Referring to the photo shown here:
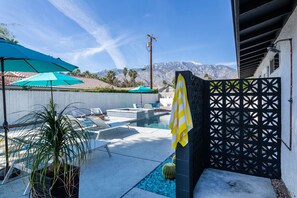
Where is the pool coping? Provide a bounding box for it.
[129,111,170,123]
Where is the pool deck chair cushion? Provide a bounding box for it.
[87,116,130,139]
[133,103,142,108]
[90,107,103,115]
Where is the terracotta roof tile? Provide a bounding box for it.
[0,72,115,89]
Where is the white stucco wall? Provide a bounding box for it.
[160,97,173,107]
[253,7,297,197]
[0,90,159,124]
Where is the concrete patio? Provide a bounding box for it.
[194,169,276,198]
[0,124,173,198]
[0,115,279,198]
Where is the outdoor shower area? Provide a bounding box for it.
[175,71,281,197]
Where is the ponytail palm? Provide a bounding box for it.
[12,100,90,196]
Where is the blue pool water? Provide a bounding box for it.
[137,157,176,197]
[131,114,171,129]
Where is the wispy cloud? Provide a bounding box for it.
[48,0,127,69]
[9,17,91,58]
[68,33,142,63]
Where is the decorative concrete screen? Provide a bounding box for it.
[207,78,281,178]
[175,71,209,198]
[175,71,281,198]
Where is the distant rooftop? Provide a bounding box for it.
[0,72,114,90]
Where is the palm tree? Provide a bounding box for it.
[89,73,98,79]
[0,23,18,43]
[128,69,138,86]
[123,67,128,80]
[76,69,81,76]
[128,69,133,86]
[82,70,91,78]
[106,70,116,85]
[132,70,137,79]
[122,67,128,87]
[69,69,81,76]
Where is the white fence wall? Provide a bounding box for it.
[160,98,173,107]
[0,90,159,124]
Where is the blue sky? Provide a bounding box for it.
[0,0,236,72]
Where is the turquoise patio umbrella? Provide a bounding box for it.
[0,38,78,171]
[11,72,83,102]
[128,86,154,106]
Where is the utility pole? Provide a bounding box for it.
[147,34,156,89]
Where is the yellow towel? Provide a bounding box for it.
[169,74,193,149]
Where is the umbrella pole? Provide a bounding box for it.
[1,58,9,171]
[141,94,142,107]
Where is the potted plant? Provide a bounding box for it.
[12,100,90,197]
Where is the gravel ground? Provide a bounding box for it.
[137,157,176,198]
[271,179,291,198]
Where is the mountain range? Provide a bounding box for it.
[97,61,238,87]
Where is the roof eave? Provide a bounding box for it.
[231,0,241,78]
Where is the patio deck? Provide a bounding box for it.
[0,122,173,198]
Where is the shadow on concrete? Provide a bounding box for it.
[89,127,139,140]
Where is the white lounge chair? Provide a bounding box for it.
[133,103,142,108]
[143,103,154,109]
[90,107,103,115]
[71,110,86,118]
[86,116,130,139]
[19,139,111,195]
[0,133,33,184]
[66,115,130,139]
[90,108,110,121]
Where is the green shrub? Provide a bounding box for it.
[72,87,158,93]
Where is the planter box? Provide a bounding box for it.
[31,165,80,198]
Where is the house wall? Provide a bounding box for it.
[0,90,159,124]
[253,7,297,197]
[160,97,173,108]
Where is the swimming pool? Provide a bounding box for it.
[131,114,171,129]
